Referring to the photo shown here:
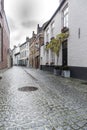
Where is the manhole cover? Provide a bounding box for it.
[18,86,38,92]
[0,76,2,80]
[81,82,87,85]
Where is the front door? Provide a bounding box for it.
[62,40,67,66]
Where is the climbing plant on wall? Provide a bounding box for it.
[46,32,69,55]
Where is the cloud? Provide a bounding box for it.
[7,16,18,32]
[4,0,59,49]
[21,20,38,28]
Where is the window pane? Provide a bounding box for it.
[63,6,68,27]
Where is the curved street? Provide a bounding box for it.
[0,66,87,130]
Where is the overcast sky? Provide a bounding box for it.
[4,0,59,49]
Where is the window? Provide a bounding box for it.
[63,6,68,27]
[46,28,49,42]
[51,21,54,38]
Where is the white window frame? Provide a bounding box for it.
[63,5,68,27]
[51,21,54,38]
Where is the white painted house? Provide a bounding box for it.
[12,45,20,66]
[40,0,87,80]
[20,37,30,67]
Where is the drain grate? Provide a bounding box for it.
[18,86,38,92]
[0,76,2,80]
[81,82,87,85]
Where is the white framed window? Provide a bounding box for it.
[51,21,54,38]
[63,5,68,27]
[46,28,49,42]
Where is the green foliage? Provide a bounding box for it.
[46,32,69,55]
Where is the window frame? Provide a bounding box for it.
[51,21,55,38]
[62,5,69,27]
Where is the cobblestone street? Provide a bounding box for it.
[0,66,87,130]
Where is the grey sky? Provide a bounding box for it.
[4,0,59,49]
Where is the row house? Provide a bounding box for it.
[40,0,87,80]
[12,45,20,66]
[0,0,10,69]
[34,24,44,69]
[20,37,29,67]
[29,31,37,68]
[29,24,46,69]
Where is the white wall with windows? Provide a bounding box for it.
[12,46,20,66]
[43,1,68,66]
[20,41,29,66]
[68,0,87,67]
[42,0,87,68]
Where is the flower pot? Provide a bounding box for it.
[54,69,61,76]
[61,70,70,78]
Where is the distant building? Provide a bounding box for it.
[29,31,37,68]
[34,24,44,69]
[20,37,29,66]
[29,23,46,69]
[0,0,10,69]
[12,45,20,66]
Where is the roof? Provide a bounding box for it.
[20,41,27,47]
[43,0,66,30]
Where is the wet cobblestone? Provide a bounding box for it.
[0,66,87,129]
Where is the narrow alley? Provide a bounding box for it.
[0,66,87,130]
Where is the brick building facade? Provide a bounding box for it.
[29,31,37,68]
[29,24,45,69]
[0,0,10,69]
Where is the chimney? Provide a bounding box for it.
[37,24,39,34]
[26,37,29,42]
[32,31,35,37]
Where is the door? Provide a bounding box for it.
[62,40,67,66]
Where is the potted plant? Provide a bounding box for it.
[54,66,62,76]
[61,66,70,78]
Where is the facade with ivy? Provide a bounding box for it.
[40,0,87,80]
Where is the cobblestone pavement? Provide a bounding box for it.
[0,66,87,130]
